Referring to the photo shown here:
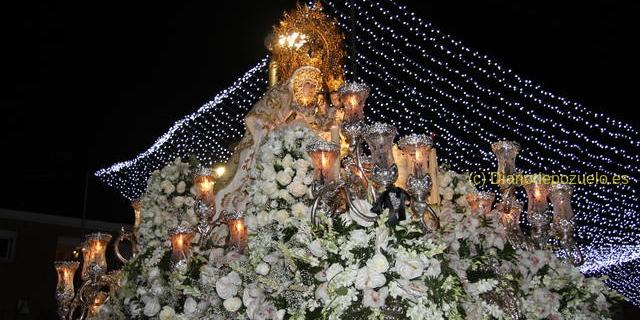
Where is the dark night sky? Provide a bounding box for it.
[2,1,638,224]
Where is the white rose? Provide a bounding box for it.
[255,262,270,276]
[223,297,242,312]
[362,287,389,308]
[143,297,160,317]
[325,263,344,281]
[276,170,292,186]
[158,306,175,320]
[176,181,186,194]
[172,196,185,208]
[183,297,198,315]
[395,257,424,280]
[216,273,239,299]
[308,239,326,258]
[367,253,389,274]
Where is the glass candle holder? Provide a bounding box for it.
[194,165,215,201]
[225,211,248,253]
[54,261,79,319]
[364,122,398,169]
[306,140,340,184]
[54,261,79,297]
[491,141,520,185]
[81,233,112,280]
[524,178,551,246]
[131,199,142,231]
[466,191,478,210]
[169,226,194,267]
[87,291,108,318]
[476,191,496,215]
[499,201,523,233]
[338,82,370,123]
[549,184,582,265]
[398,133,433,177]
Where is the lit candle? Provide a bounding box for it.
[81,233,112,280]
[306,140,340,184]
[225,211,248,253]
[524,178,551,247]
[169,226,194,267]
[87,291,108,318]
[476,191,496,216]
[338,82,370,123]
[54,261,79,296]
[131,199,142,231]
[398,134,432,177]
[54,261,79,319]
[194,165,215,202]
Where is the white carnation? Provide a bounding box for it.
[367,253,390,274]
[161,180,175,194]
[291,202,308,219]
[276,170,292,186]
[223,297,242,312]
[172,196,185,208]
[255,262,270,276]
[158,306,175,320]
[176,181,186,194]
[287,180,308,198]
[274,209,289,224]
[443,187,454,201]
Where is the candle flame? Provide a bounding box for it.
[321,152,328,168]
[534,186,542,199]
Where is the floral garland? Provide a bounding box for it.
[100,125,615,320]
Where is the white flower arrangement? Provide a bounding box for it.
[100,125,616,320]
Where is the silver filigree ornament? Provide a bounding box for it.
[397,133,433,150]
[406,174,440,232]
[196,200,216,245]
[338,82,370,95]
[195,165,213,177]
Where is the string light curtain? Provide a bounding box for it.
[95,0,639,304]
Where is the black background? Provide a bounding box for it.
[2,0,638,225]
